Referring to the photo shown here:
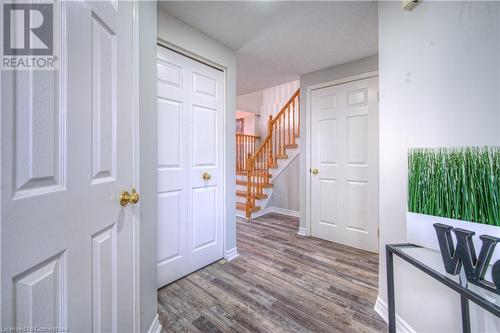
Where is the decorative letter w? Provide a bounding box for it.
[434,223,500,294]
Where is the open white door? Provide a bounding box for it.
[157,46,224,287]
[310,77,379,253]
[1,1,136,330]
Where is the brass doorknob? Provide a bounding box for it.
[311,168,319,175]
[202,172,211,181]
[120,188,140,206]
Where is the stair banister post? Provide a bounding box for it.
[245,153,253,220]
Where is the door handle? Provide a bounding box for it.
[202,172,211,181]
[120,188,140,207]
[311,168,319,175]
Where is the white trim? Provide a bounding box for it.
[157,39,226,75]
[306,71,379,92]
[224,247,239,261]
[305,71,379,239]
[241,207,273,219]
[238,206,300,220]
[271,207,300,218]
[147,314,163,333]
[374,296,416,333]
[297,227,308,236]
[0,47,2,326]
[155,39,229,265]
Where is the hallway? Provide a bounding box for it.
[158,214,386,333]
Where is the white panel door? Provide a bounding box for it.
[310,77,379,253]
[1,1,136,331]
[157,46,224,288]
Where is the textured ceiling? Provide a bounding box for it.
[158,1,378,95]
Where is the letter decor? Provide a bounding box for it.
[434,223,500,294]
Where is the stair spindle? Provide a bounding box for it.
[283,115,286,153]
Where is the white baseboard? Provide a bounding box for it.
[148,314,163,333]
[248,207,273,219]
[224,247,239,261]
[246,206,300,219]
[297,227,308,236]
[374,295,415,333]
[271,207,300,218]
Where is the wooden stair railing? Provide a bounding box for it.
[244,89,300,219]
[236,134,260,172]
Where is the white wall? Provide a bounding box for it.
[236,112,260,136]
[157,10,238,251]
[260,80,300,138]
[299,55,379,231]
[259,80,300,211]
[267,155,300,211]
[237,90,263,114]
[379,2,500,331]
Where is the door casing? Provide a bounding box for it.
[304,71,379,241]
[131,2,141,331]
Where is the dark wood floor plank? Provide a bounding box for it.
[158,213,387,333]
[186,270,292,333]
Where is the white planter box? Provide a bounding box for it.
[407,212,500,263]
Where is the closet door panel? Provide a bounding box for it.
[157,46,224,287]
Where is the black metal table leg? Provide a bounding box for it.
[385,244,500,331]
[386,245,396,333]
[461,295,471,333]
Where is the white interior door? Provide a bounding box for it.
[1,1,136,331]
[157,46,224,288]
[310,77,379,253]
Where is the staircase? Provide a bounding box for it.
[235,89,300,219]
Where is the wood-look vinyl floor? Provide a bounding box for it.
[158,213,386,333]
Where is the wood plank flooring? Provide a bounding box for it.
[158,213,386,333]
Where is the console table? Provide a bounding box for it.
[386,244,500,333]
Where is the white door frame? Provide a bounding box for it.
[156,38,228,266]
[132,1,141,331]
[305,71,379,237]
[0,65,2,327]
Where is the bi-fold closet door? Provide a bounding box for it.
[156,46,224,288]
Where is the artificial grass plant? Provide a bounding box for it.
[408,147,500,227]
